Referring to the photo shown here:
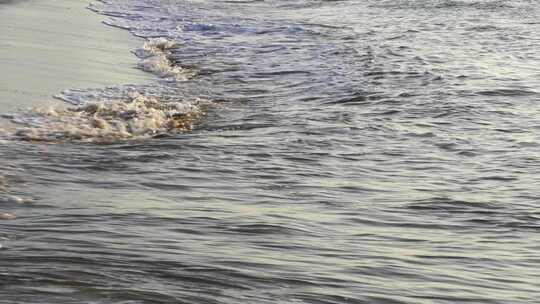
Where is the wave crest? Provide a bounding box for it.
[134,38,193,80]
[2,92,207,143]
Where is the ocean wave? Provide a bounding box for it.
[1,92,208,143]
[0,213,16,220]
[0,175,5,192]
[134,38,195,80]
[371,0,519,10]
[0,25,209,145]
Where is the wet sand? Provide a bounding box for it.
[0,0,150,112]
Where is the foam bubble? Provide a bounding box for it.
[0,213,16,220]
[140,38,177,55]
[6,195,24,204]
[6,93,207,143]
[134,38,193,80]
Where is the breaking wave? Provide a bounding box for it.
[0,31,210,144]
[0,2,218,145]
[0,91,208,143]
[134,38,195,80]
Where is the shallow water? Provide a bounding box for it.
[2,0,540,303]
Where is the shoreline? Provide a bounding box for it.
[0,0,150,112]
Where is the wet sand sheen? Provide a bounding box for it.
[0,0,151,112]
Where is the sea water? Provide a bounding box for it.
[1,0,540,303]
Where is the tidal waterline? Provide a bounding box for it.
[2,0,540,303]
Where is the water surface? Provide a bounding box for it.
[1,0,540,303]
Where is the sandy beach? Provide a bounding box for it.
[0,0,150,112]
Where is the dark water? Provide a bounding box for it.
[2,0,540,303]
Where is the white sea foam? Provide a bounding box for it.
[5,195,25,204]
[5,92,207,143]
[0,213,16,220]
[134,38,192,80]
